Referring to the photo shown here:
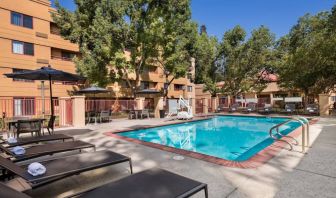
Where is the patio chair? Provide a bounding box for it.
[0,134,74,148]
[306,103,319,115]
[0,182,31,198]
[16,120,42,138]
[284,103,296,114]
[229,103,239,113]
[140,109,150,119]
[99,110,112,123]
[0,140,95,162]
[86,112,97,124]
[216,106,225,113]
[45,116,56,135]
[258,105,273,114]
[0,150,132,190]
[128,110,136,119]
[242,103,256,113]
[67,168,207,198]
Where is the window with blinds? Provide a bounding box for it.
[11,11,33,29]
[12,41,34,56]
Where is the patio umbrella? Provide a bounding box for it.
[77,85,109,95]
[4,65,85,122]
[77,85,110,123]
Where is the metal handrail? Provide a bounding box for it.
[269,119,295,150]
[269,116,309,153]
[292,116,310,148]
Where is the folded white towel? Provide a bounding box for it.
[232,108,236,111]
[11,146,25,155]
[27,162,46,176]
[247,108,252,111]
[7,137,17,144]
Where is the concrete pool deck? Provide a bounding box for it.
[25,116,336,198]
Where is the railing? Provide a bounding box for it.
[269,116,310,152]
[0,98,59,118]
[85,99,136,113]
[51,55,73,61]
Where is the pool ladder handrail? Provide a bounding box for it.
[269,116,310,153]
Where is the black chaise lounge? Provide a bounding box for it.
[68,168,208,198]
[284,103,296,114]
[0,141,95,162]
[242,103,256,113]
[258,106,273,114]
[229,103,240,113]
[0,150,132,189]
[0,182,31,198]
[1,134,74,148]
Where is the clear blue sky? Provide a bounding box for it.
[52,0,336,39]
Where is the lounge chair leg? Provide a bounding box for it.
[204,185,208,198]
[129,159,133,174]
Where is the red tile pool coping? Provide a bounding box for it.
[104,117,318,169]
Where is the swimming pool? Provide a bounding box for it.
[118,116,301,161]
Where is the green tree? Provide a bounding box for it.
[219,25,275,97]
[277,5,336,105]
[148,0,197,98]
[53,0,194,98]
[192,26,220,97]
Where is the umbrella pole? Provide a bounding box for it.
[41,81,45,118]
[94,93,97,125]
[49,75,54,133]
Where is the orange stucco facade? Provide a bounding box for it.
[0,0,79,100]
[0,0,195,102]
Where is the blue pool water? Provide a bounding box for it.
[119,116,301,161]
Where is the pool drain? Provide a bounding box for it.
[173,155,184,161]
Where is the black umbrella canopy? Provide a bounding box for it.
[136,89,161,94]
[4,66,86,82]
[4,65,85,132]
[77,85,109,94]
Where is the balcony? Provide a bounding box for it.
[51,55,73,61]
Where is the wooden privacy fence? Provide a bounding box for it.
[85,99,137,113]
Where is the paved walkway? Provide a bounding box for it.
[25,117,336,198]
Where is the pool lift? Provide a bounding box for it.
[177,95,193,120]
[269,116,310,153]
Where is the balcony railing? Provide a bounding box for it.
[51,55,73,61]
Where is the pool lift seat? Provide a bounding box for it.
[177,95,193,120]
[269,116,310,153]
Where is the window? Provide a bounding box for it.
[140,81,150,89]
[14,98,35,116]
[61,51,75,61]
[187,86,193,92]
[11,12,33,29]
[12,41,34,55]
[12,68,34,82]
[331,96,336,102]
[50,23,60,35]
[174,84,184,91]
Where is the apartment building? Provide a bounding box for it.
[0,0,195,117]
[0,0,79,116]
